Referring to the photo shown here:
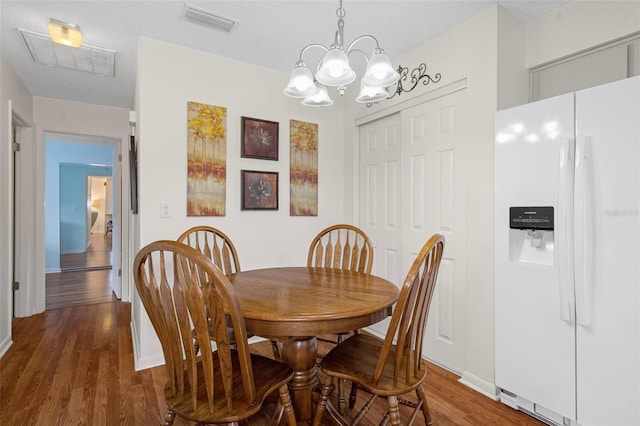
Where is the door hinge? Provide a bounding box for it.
[118,269,122,277]
[12,281,19,291]
[12,142,21,152]
[118,153,122,162]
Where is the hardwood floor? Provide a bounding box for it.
[45,269,117,310]
[47,233,117,310]
[0,300,544,425]
[60,232,112,271]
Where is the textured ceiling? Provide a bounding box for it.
[1,1,569,109]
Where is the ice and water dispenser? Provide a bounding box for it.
[509,207,554,266]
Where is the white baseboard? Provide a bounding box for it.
[458,371,500,400]
[130,320,165,371]
[0,335,13,359]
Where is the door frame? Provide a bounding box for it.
[13,125,131,317]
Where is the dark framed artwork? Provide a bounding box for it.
[241,170,278,210]
[241,116,279,160]
[128,135,139,214]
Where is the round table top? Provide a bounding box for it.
[229,266,399,337]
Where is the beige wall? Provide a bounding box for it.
[526,0,640,67]
[132,37,346,368]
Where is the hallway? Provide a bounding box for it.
[47,233,116,310]
[60,232,112,271]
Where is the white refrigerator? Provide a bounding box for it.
[494,76,640,426]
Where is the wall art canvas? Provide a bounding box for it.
[241,170,278,210]
[241,116,279,160]
[289,119,318,216]
[187,102,227,216]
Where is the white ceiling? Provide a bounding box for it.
[1,1,569,109]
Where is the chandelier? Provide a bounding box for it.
[283,0,400,107]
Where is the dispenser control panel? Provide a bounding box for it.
[509,206,554,230]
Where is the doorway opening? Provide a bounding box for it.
[44,134,121,311]
[59,175,113,271]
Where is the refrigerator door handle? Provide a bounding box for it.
[558,138,575,323]
[574,136,592,327]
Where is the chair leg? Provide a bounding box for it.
[163,408,176,426]
[336,333,346,414]
[276,384,297,426]
[271,339,281,361]
[312,377,334,426]
[416,384,433,425]
[386,395,402,426]
[348,381,359,409]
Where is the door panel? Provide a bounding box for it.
[359,113,402,336]
[358,88,467,373]
[402,89,467,373]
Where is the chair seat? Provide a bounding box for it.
[166,350,293,423]
[319,334,427,396]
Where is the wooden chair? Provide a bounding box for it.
[177,226,240,276]
[313,234,445,426]
[134,240,297,426]
[307,224,373,274]
[309,224,375,413]
[177,226,252,355]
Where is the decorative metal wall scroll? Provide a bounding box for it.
[366,62,442,107]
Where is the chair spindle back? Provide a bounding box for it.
[307,224,373,274]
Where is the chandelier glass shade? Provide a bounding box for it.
[284,0,400,107]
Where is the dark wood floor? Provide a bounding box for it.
[47,233,116,310]
[60,232,112,271]
[1,300,544,426]
[45,268,117,310]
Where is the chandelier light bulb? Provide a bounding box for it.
[316,48,356,86]
[362,51,400,88]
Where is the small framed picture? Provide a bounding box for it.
[241,170,279,210]
[241,116,279,160]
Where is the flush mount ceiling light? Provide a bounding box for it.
[284,0,400,107]
[48,18,82,48]
[19,29,115,77]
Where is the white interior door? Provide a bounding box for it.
[359,112,402,336]
[401,89,467,373]
[358,88,467,373]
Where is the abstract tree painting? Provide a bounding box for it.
[187,102,227,216]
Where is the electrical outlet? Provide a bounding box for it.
[160,201,172,218]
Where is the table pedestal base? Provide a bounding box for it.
[282,336,318,421]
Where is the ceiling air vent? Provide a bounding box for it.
[19,29,115,77]
[181,3,238,33]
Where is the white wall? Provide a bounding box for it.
[0,52,33,356]
[132,38,345,369]
[526,0,640,68]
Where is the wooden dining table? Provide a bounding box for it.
[228,266,399,421]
